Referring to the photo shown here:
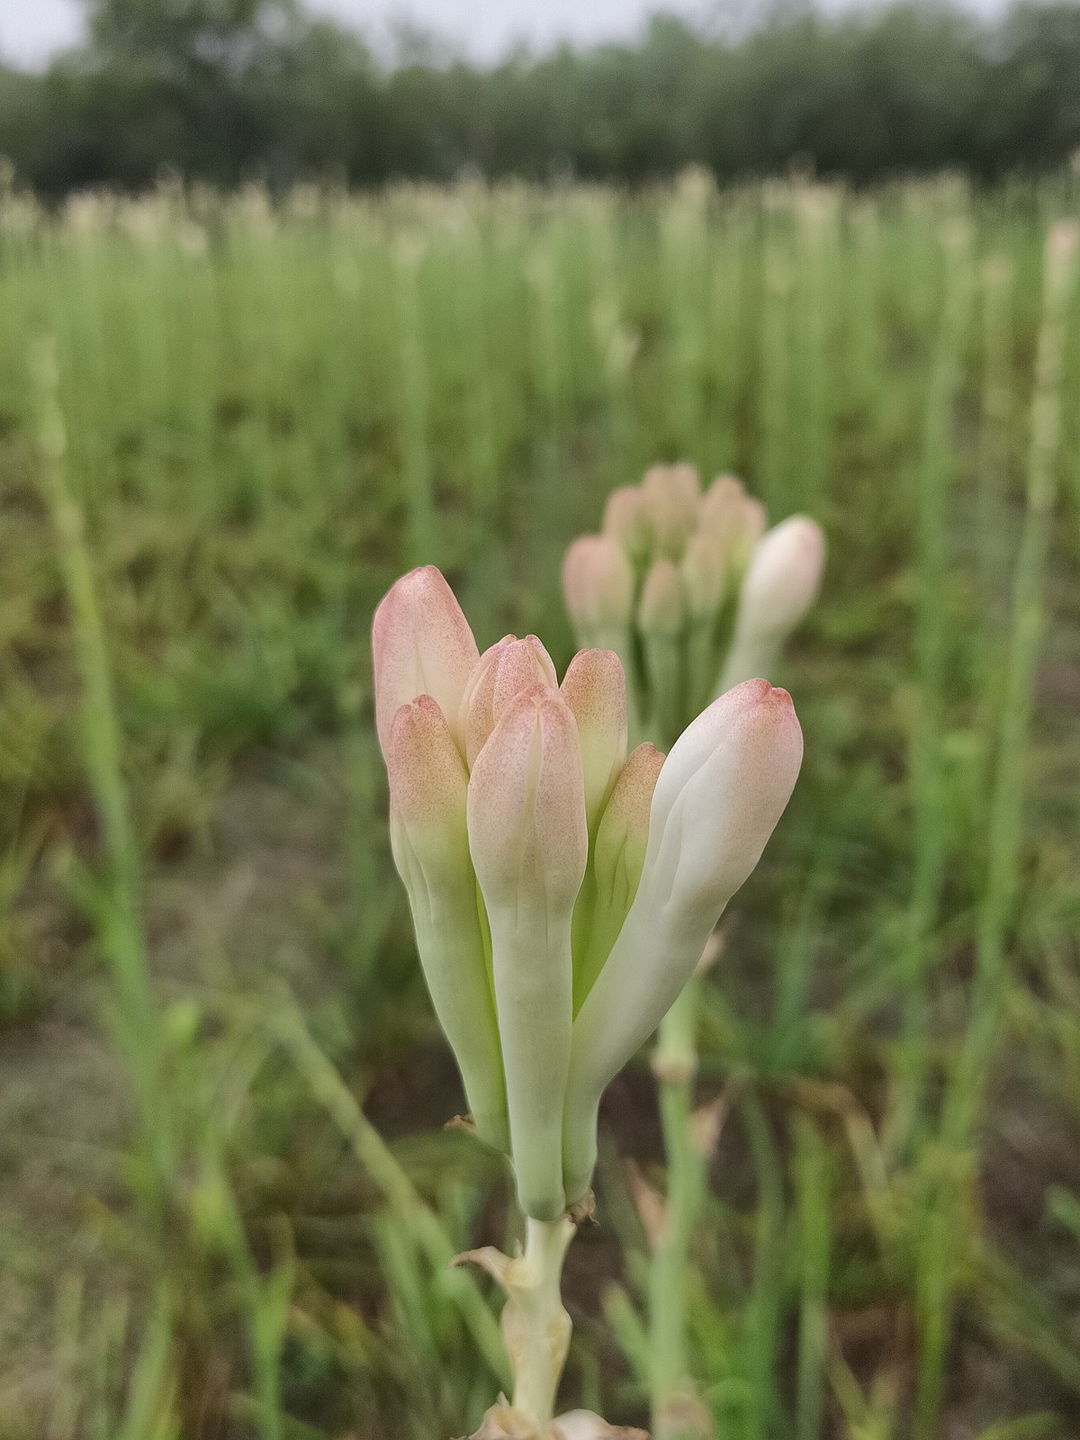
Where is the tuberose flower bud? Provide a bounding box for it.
[469,687,589,1220]
[562,536,635,648]
[387,696,507,1150]
[459,634,559,766]
[643,680,803,926]
[697,473,746,540]
[563,680,803,1203]
[575,742,665,1011]
[719,515,826,691]
[641,463,700,558]
[560,650,628,835]
[373,565,479,754]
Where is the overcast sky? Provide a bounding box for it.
[0,0,1002,69]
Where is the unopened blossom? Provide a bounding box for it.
[385,694,508,1152]
[719,514,827,692]
[374,566,802,1221]
[641,463,700,557]
[373,564,479,751]
[562,679,803,1204]
[459,634,558,766]
[563,464,825,746]
[561,536,635,658]
[560,649,628,834]
[469,686,587,1220]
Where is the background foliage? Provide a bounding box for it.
[1,168,1079,1437]
[4,0,1080,196]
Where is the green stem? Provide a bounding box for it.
[30,336,173,1205]
[507,1218,576,1427]
[894,219,973,1158]
[649,977,707,1440]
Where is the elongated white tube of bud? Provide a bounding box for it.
[562,680,803,1203]
[468,687,589,1220]
[387,696,508,1151]
[719,516,826,692]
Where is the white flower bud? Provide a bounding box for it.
[641,463,700,558]
[562,536,635,650]
[563,680,803,1203]
[719,515,826,691]
[468,687,588,1220]
[559,649,628,836]
[387,695,508,1150]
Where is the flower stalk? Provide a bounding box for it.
[374,554,804,1433]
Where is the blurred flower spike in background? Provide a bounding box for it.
[563,465,826,748]
[373,565,803,1223]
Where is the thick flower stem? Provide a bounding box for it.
[506,1216,577,1427]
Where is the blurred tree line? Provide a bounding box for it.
[2,0,1080,195]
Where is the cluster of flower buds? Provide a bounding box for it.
[374,566,803,1221]
[562,465,826,747]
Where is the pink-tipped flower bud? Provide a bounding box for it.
[720,515,826,690]
[562,536,635,648]
[560,649,628,835]
[468,688,588,1220]
[458,634,559,767]
[698,473,747,539]
[643,680,803,926]
[641,463,700,558]
[372,565,479,755]
[563,681,803,1202]
[387,695,507,1150]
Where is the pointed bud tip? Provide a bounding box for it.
[561,650,629,828]
[373,565,479,754]
[386,693,467,824]
[601,486,648,555]
[460,633,559,765]
[468,685,588,910]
